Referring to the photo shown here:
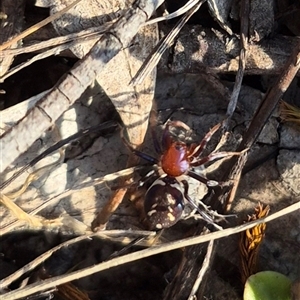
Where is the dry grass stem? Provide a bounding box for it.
[131,0,204,86]
[0,0,83,51]
[0,165,148,235]
[0,230,156,288]
[1,201,298,300]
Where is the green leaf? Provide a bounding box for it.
[244,271,292,300]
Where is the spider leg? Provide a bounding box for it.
[121,127,159,164]
[109,167,157,191]
[188,123,221,158]
[181,180,223,231]
[187,170,219,187]
[190,149,247,168]
[137,169,158,187]
[130,147,159,165]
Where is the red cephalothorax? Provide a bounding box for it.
[160,142,190,177]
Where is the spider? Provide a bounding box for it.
[122,120,244,230]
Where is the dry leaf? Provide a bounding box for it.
[49,0,158,146]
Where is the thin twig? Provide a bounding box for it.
[145,0,201,25]
[0,23,114,57]
[0,230,156,288]
[130,0,205,86]
[0,0,83,51]
[0,121,118,191]
[188,240,214,299]
[225,38,300,210]
[0,0,164,172]
[0,0,26,76]
[0,164,150,234]
[0,26,114,82]
[225,0,249,120]
[1,201,299,300]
